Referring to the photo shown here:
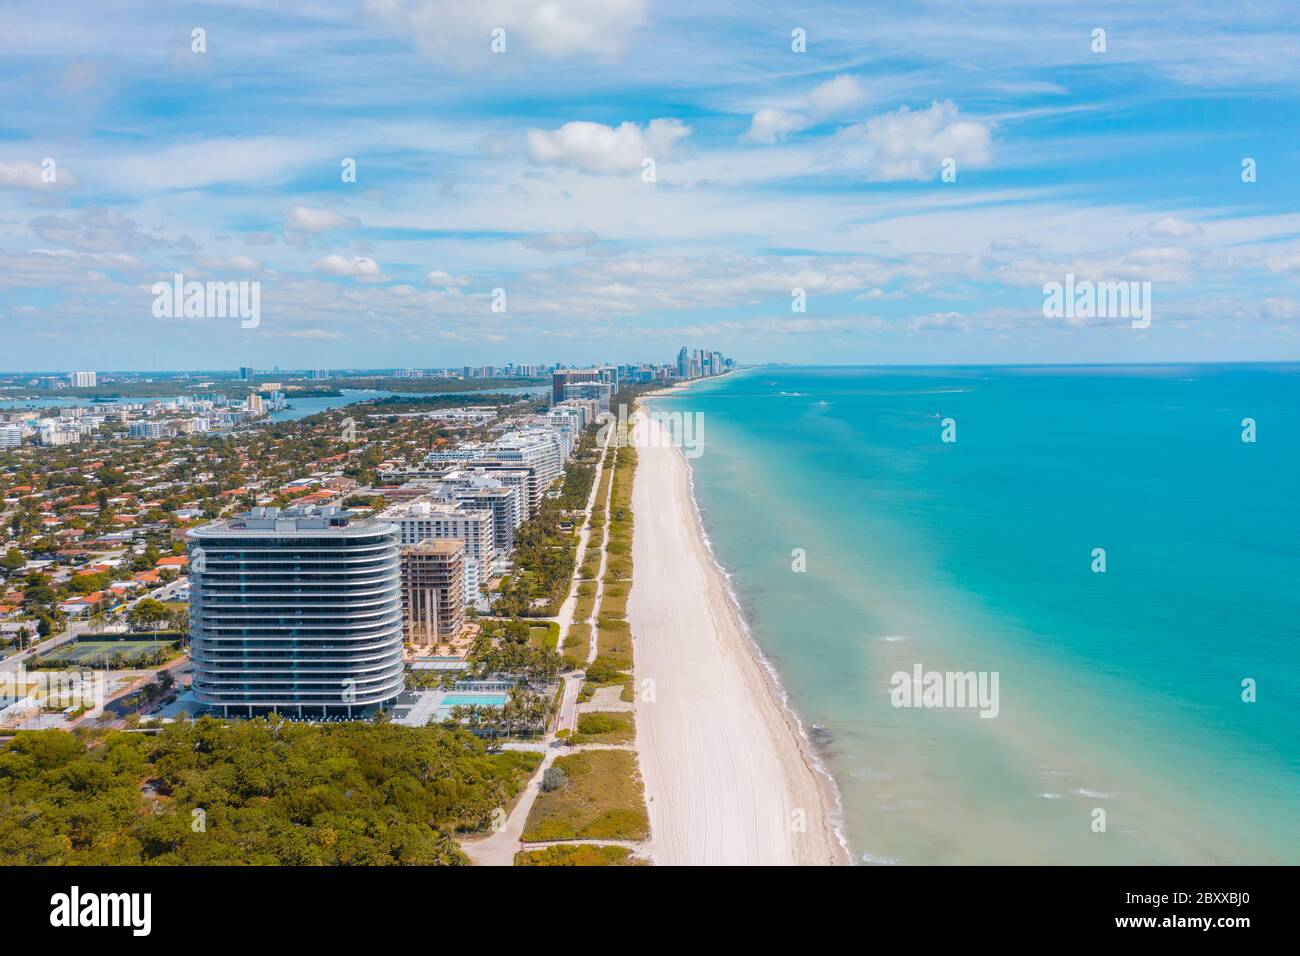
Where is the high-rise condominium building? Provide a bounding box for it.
[562,380,611,412]
[400,540,466,646]
[551,368,602,403]
[188,506,404,718]
[68,371,97,388]
[378,499,495,605]
[425,473,520,554]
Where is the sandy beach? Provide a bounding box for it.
[629,410,847,865]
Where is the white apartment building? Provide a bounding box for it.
[554,398,598,429]
[378,499,495,607]
[426,472,521,555]
[467,466,533,521]
[189,506,404,718]
[38,421,80,446]
[487,430,566,512]
[562,380,611,412]
[176,417,211,434]
[0,426,23,448]
[425,441,488,465]
[68,371,97,388]
[129,421,173,439]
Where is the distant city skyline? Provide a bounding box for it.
[2,2,1298,370]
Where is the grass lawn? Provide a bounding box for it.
[514,844,646,866]
[521,749,649,842]
[571,710,634,745]
[573,591,597,623]
[561,626,592,669]
[528,622,560,650]
[600,587,629,618]
[595,616,632,670]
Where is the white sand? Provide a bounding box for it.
[629,414,846,865]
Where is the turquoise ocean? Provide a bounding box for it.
[647,365,1299,864]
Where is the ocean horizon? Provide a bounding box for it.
[649,364,1300,865]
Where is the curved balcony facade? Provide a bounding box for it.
[188,507,404,718]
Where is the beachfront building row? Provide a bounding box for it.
[676,346,730,380]
[423,427,568,516]
[377,411,588,607]
[188,506,405,718]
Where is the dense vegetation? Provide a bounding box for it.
[515,844,645,866]
[0,719,540,865]
[571,711,634,745]
[521,749,649,843]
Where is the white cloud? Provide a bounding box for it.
[744,108,809,145]
[909,311,975,331]
[29,207,170,252]
[284,206,360,233]
[98,138,321,191]
[194,255,262,273]
[1146,216,1202,238]
[1265,247,1300,272]
[825,100,992,180]
[426,269,469,287]
[364,0,645,63]
[745,75,867,143]
[996,246,1198,286]
[806,75,868,118]
[519,230,599,251]
[312,254,385,280]
[528,119,690,174]
[1260,297,1300,319]
[272,328,346,340]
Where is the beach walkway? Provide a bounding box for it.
[462,423,656,865]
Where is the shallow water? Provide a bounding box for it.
[648,365,1300,864]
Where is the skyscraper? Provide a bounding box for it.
[188,506,404,718]
[551,367,602,403]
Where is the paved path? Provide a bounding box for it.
[461,742,649,865]
[461,428,620,866]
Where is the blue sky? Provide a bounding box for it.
[1,0,1298,370]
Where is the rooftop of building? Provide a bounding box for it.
[401,539,465,557]
[378,498,493,520]
[190,505,396,537]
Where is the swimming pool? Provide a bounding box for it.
[435,692,509,720]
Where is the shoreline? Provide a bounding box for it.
[677,432,853,864]
[629,391,848,865]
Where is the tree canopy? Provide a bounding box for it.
[0,719,539,865]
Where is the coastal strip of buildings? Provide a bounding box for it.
[184,388,606,718]
[171,348,734,719]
